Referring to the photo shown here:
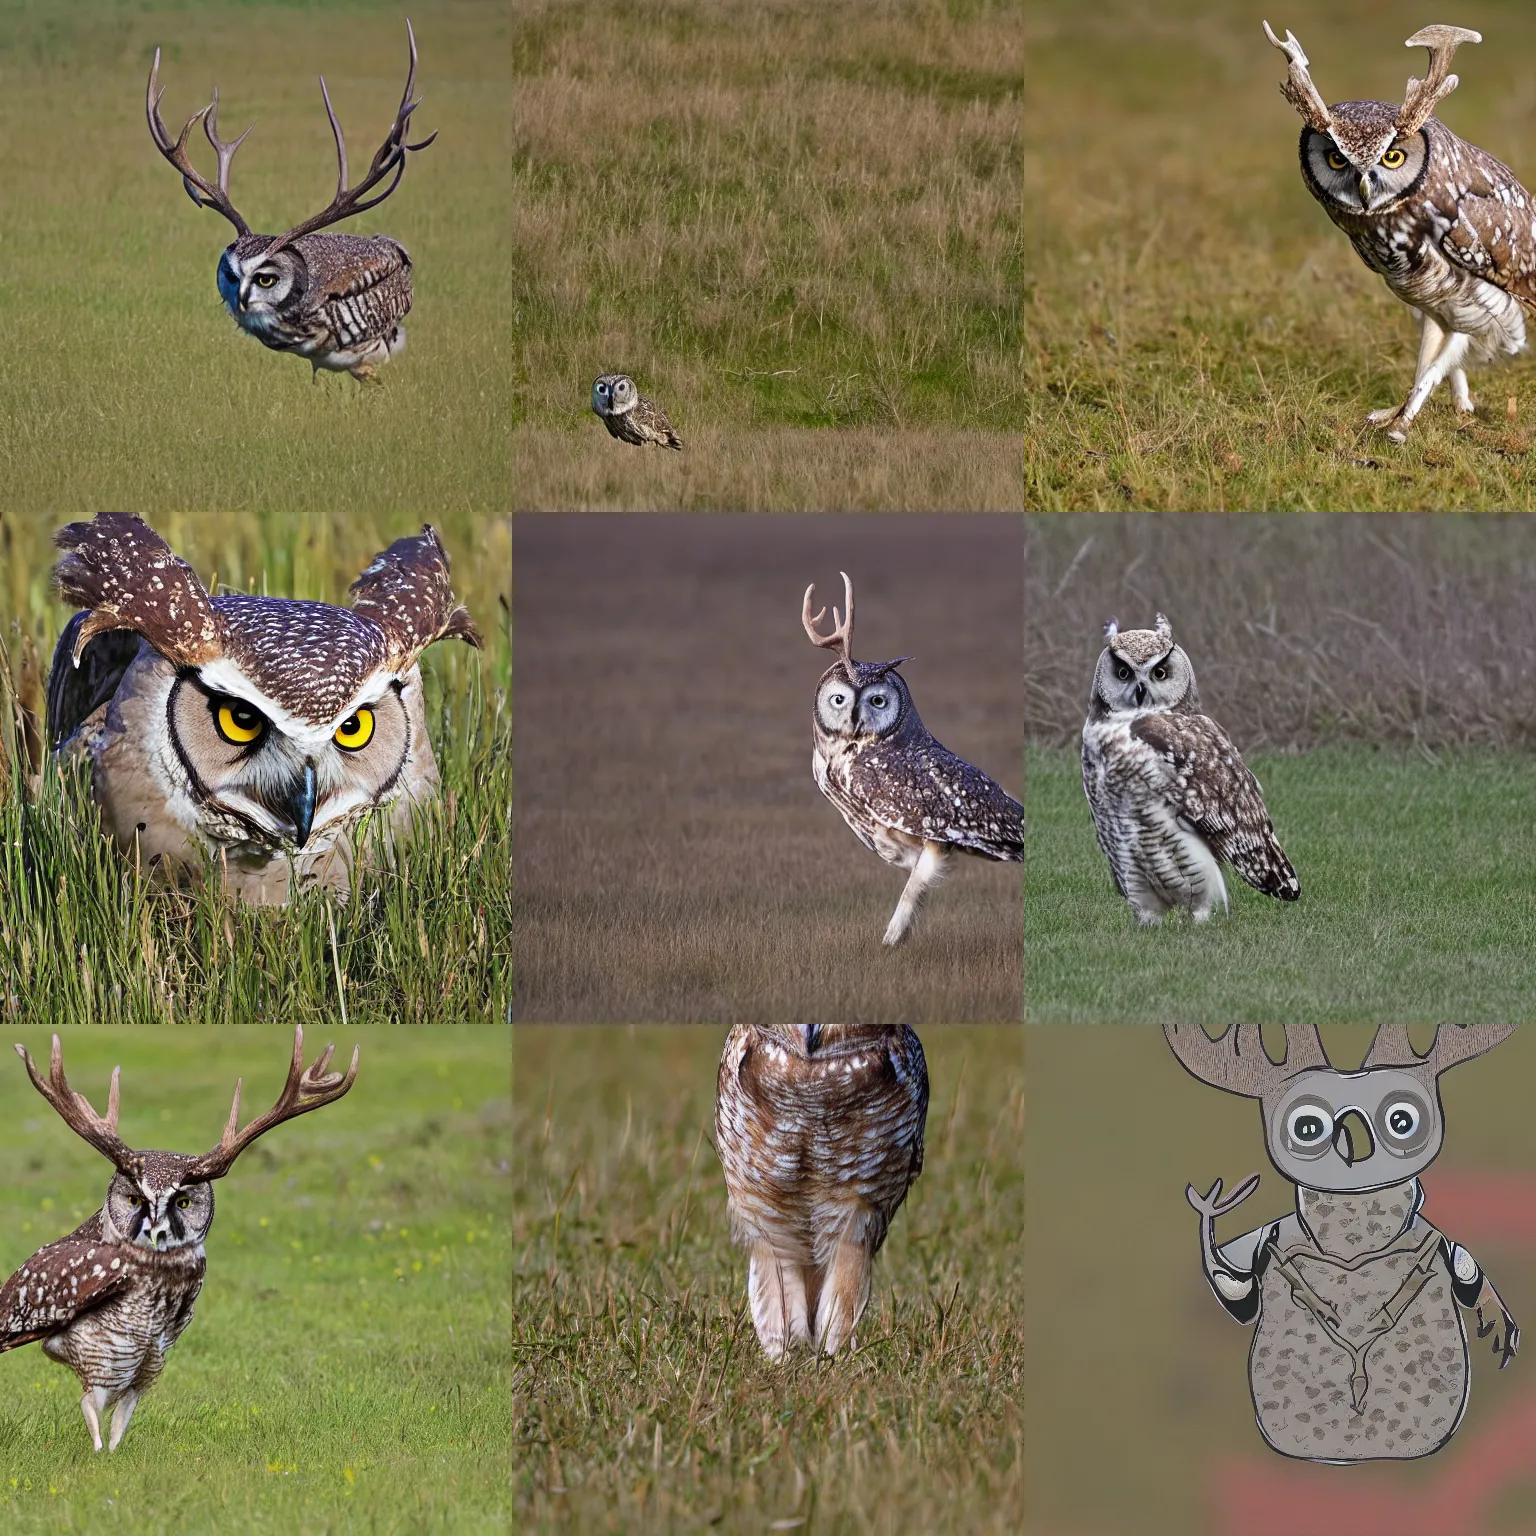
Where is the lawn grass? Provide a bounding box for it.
[0,0,507,514]
[0,1025,510,1535]
[512,0,1022,509]
[512,1024,1022,1533]
[1024,0,1536,509]
[1026,745,1536,1022]
[0,512,511,1024]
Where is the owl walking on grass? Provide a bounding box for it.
[591,374,683,449]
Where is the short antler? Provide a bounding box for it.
[146,48,254,237]
[1363,1022,1513,1074]
[803,571,857,676]
[1164,1023,1330,1098]
[1262,21,1335,132]
[184,1026,358,1181]
[264,20,437,257]
[1397,25,1482,136]
[14,1036,141,1177]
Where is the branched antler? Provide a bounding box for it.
[146,49,254,236]
[14,1036,141,1177]
[185,1026,359,1181]
[1396,25,1482,136]
[1262,21,1335,132]
[803,571,857,676]
[1164,1023,1330,1098]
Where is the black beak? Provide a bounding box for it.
[1333,1111,1375,1166]
[279,762,317,849]
[1132,682,1146,706]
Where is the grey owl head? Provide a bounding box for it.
[801,571,918,743]
[1264,21,1481,213]
[1091,613,1199,715]
[51,514,480,856]
[592,374,638,416]
[16,1027,358,1250]
[1165,1023,1513,1193]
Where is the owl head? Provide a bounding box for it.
[1263,21,1481,213]
[1166,1024,1512,1194]
[51,514,480,869]
[16,1028,357,1249]
[216,236,309,336]
[592,374,638,416]
[802,571,917,743]
[1090,614,1198,715]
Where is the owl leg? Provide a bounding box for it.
[882,840,952,947]
[748,1245,810,1361]
[79,1387,110,1453]
[1369,323,1472,442]
[815,1233,874,1356]
[1450,367,1475,415]
[107,1389,140,1452]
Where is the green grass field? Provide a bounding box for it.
[513,1025,1022,1533]
[0,1026,510,1535]
[1025,0,1536,509]
[0,512,511,1024]
[1027,745,1536,1022]
[512,0,1023,509]
[0,0,506,514]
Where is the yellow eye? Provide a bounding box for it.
[334,708,375,751]
[214,700,265,746]
[177,1196,191,1209]
[1326,150,1348,171]
[1381,147,1406,169]
[255,272,278,288]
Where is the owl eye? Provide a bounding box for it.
[255,272,279,288]
[1381,1100,1421,1140]
[1151,665,1168,681]
[1381,147,1407,169]
[867,693,887,708]
[1285,1103,1334,1149]
[1115,663,1132,681]
[213,699,266,746]
[830,691,847,706]
[1326,149,1349,171]
[176,1195,192,1209]
[334,707,375,751]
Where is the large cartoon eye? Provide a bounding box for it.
[334,708,375,751]
[1115,663,1132,681]
[1285,1102,1334,1152]
[213,698,265,745]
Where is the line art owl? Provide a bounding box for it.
[147,22,436,381]
[0,1027,356,1452]
[590,374,683,449]
[803,572,1024,946]
[46,514,481,905]
[1264,21,1536,442]
[1082,614,1299,925]
[715,1023,928,1361]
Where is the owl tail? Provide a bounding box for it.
[748,1246,811,1361]
[814,1234,874,1356]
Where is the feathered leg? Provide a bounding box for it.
[107,1389,140,1452]
[80,1387,109,1453]
[815,1232,874,1355]
[1369,314,1473,441]
[748,1245,810,1361]
[882,840,953,947]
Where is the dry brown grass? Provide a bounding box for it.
[512,0,1022,509]
[513,515,1022,1023]
[1026,513,1536,749]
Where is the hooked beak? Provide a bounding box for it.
[1132,682,1146,707]
[279,762,318,849]
[1332,1110,1375,1166]
[1358,173,1373,207]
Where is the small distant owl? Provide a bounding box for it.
[0,1028,356,1452]
[1082,614,1300,925]
[591,374,683,449]
[803,572,1024,946]
[46,514,481,905]
[1264,21,1535,441]
[146,23,436,381]
[715,1023,928,1361]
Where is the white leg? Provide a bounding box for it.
[882,840,952,947]
[1368,312,1462,433]
[80,1388,109,1453]
[1372,331,1473,442]
[107,1389,140,1452]
[748,1247,810,1361]
[815,1234,873,1356]
[1451,367,1474,415]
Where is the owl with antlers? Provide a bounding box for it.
[46,514,481,905]
[716,1022,928,1361]
[0,1028,357,1452]
[1264,21,1536,441]
[147,22,435,380]
[803,572,1024,946]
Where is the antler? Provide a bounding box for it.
[146,48,254,237]
[184,1026,358,1182]
[1262,21,1335,132]
[1164,1023,1330,1098]
[1363,1022,1514,1074]
[803,571,857,675]
[1396,25,1482,136]
[264,20,437,257]
[14,1036,141,1178]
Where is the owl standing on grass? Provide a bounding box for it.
[590,374,683,449]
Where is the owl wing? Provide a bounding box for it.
[634,397,682,450]
[313,239,411,305]
[46,614,142,750]
[846,739,1025,861]
[1432,144,1536,303]
[1130,712,1300,900]
[0,1235,139,1351]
